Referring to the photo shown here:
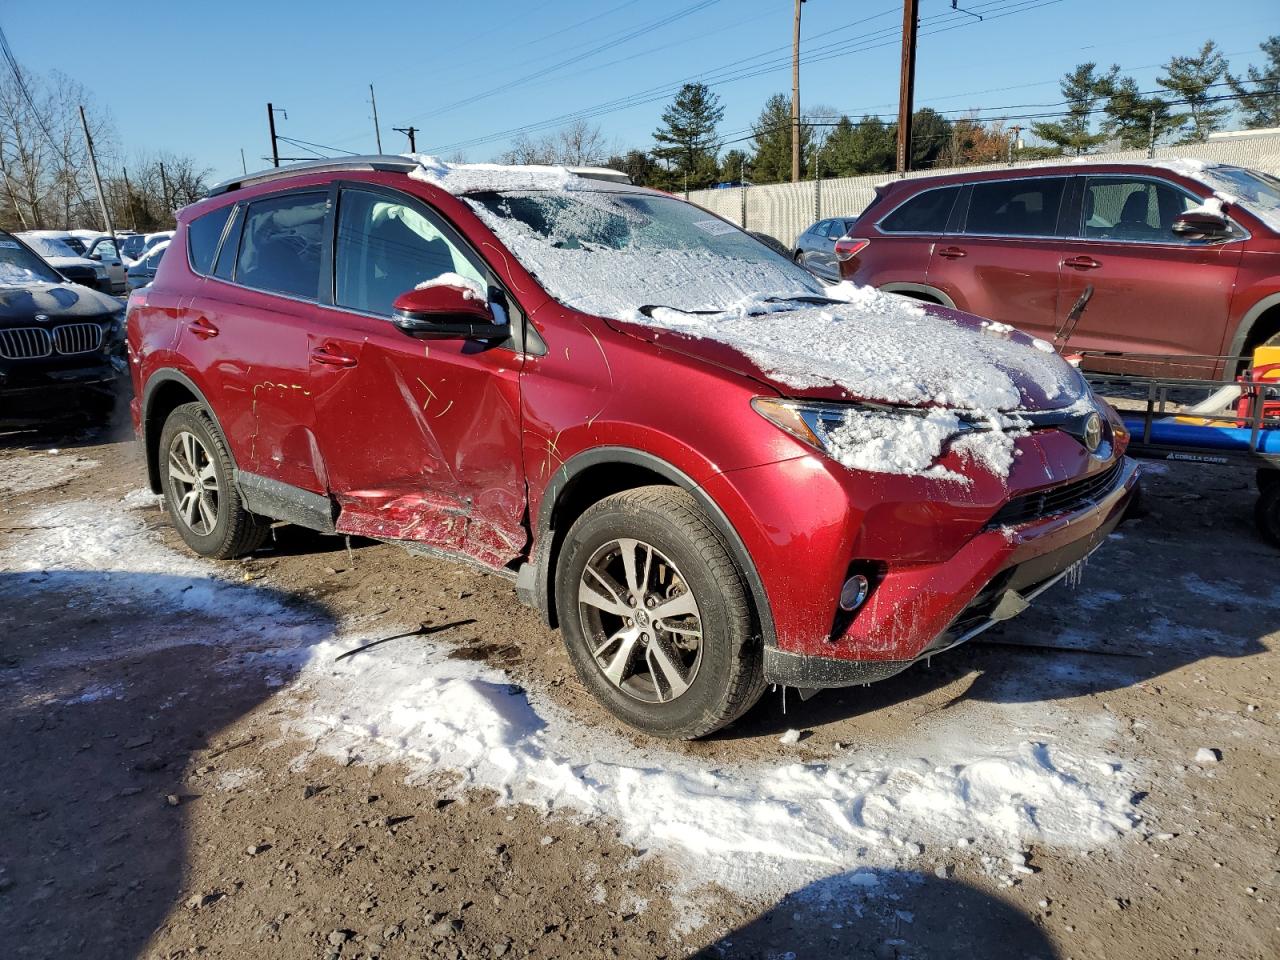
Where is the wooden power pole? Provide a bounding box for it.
[896,0,919,173]
[791,0,805,183]
[394,126,418,152]
[267,102,280,167]
[78,105,116,244]
[370,84,383,153]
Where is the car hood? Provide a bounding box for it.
[604,286,1086,413]
[0,281,121,324]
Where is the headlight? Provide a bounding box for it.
[752,397,1015,477]
[93,265,107,278]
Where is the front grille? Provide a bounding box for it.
[987,459,1124,528]
[52,322,103,355]
[0,327,53,359]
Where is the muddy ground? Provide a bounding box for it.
[0,410,1276,960]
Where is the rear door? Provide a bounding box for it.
[923,176,1069,336]
[857,185,960,291]
[306,183,527,569]
[1057,174,1243,376]
[180,190,331,493]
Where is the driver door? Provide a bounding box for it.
[307,184,527,569]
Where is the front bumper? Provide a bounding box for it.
[763,456,1137,687]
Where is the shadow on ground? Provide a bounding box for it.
[0,569,334,960]
[694,868,1057,959]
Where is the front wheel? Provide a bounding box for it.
[554,486,765,739]
[159,402,269,559]
[1256,483,1280,548]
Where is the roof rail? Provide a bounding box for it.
[205,155,419,198]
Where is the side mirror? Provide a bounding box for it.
[1172,211,1233,242]
[391,284,507,340]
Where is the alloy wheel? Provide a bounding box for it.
[167,430,220,536]
[576,537,704,704]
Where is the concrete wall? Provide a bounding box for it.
[686,131,1280,248]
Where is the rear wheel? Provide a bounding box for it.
[159,402,268,559]
[554,486,765,739]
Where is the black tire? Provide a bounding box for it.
[554,485,765,740]
[1256,484,1280,548]
[158,402,269,559]
[1257,469,1280,495]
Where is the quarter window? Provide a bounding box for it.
[234,192,328,299]
[964,178,1066,237]
[335,189,489,317]
[879,187,959,234]
[187,206,233,276]
[1080,177,1199,243]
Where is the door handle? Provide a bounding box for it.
[937,246,967,259]
[1063,255,1101,270]
[310,345,357,368]
[187,317,219,339]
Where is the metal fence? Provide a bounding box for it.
[687,130,1280,248]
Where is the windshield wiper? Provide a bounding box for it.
[761,295,843,306]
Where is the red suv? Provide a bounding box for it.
[128,156,1136,739]
[839,162,1280,377]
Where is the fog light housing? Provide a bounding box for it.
[839,574,870,612]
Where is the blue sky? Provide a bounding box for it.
[5,0,1277,182]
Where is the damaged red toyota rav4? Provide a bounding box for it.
[127,156,1137,739]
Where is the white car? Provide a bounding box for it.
[22,228,89,256]
[17,233,116,294]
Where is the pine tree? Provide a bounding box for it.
[1032,63,1118,155]
[1158,40,1230,142]
[749,93,811,183]
[1104,76,1180,150]
[1227,35,1280,129]
[719,148,750,184]
[905,107,953,167]
[652,83,724,190]
[604,150,659,187]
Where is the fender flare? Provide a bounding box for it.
[517,446,777,649]
[1226,291,1280,359]
[879,282,956,308]
[140,369,224,492]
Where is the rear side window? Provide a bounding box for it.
[234,192,328,299]
[964,178,1066,237]
[187,206,233,276]
[879,187,958,233]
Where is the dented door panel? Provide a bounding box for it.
[308,311,526,567]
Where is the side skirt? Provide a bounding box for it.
[237,471,337,535]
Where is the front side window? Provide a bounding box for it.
[235,192,327,299]
[879,187,958,234]
[188,205,234,275]
[1081,177,1197,243]
[467,189,823,319]
[335,189,489,316]
[964,178,1066,237]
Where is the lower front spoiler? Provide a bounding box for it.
[762,557,1087,688]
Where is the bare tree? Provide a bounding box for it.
[498,121,615,166]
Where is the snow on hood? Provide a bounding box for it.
[406,153,574,195]
[628,283,1079,413]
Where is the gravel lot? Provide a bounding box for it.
[1,411,1276,960]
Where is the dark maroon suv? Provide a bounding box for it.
[838,161,1280,377]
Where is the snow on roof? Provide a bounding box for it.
[405,153,577,195]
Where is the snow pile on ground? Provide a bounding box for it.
[0,451,98,496]
[289,629,1138,900]
[407,154,573,195]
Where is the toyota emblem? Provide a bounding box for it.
[1084,413,1103,453]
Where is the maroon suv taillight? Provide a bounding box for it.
[834,236,870,262]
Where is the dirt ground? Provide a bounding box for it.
[1,409,1277,960]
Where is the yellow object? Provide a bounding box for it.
[1173,344,1280,425]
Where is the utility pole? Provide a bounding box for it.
[370,84,383,153]
[267,102,281,167]
[791,0,805,183]
[1147,110,1157,159]
[240,148,248,175]
[78,104,116,245]
[122,166,137,231]
[895,0,919,173]
[158,161,172,218]
[394,126,418,152]
[1008,125,1022,166]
